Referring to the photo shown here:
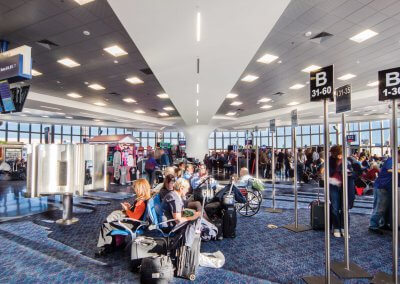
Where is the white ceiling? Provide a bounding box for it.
[108,0,290,126]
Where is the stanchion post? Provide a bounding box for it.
[255,128,259,179]
[56,193,79,225]
[246,130,249,169]
[266,130,283,213]
[236,137,239,178]
[283,122,310,231]
[331,113,371,279]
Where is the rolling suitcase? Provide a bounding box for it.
[175,235,201,281]
[222,180,237,238]
[310,187,324,230]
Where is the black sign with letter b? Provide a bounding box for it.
[310,65,334,102]
[379,67,400,101]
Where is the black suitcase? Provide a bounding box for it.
[310,200,324,230]
[140,255,174,284]
[131,236,168,264]
[175,235,201,281]
[222,204,237,238]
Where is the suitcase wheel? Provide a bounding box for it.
[189,274,196,281]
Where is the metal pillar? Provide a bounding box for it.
[331,113,371,279]
[236,137,239,178]
[266,131,282,213]
[303,99,342,284]
[371,100,398,284]
[246,130,249,169]
[283,127,311,232]
[56,194,79,225]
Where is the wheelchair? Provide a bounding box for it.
[235,179,262,217]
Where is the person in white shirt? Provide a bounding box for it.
[0,160,11,172]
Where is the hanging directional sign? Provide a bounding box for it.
[291,109,298,127]
[336,84,351,113]
[310,65,334,102]
[379,67,400,101]
[270,119,276,133]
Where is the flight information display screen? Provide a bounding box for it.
[0,81,16,112]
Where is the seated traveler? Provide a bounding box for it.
[96,179,151,256]
[159,174,176,200]
[236,167,252,187]
[152,167,176,193]
[183,164,195,180]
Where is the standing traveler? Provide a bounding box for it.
[145,152,158,186]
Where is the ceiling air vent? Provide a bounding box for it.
[272,91,285,96]
[36,39,59,50]
[140,68,153,75]
[109,92,121,96]
[310,32,333,44]
[150,108,158,112]
[236,108,244,112]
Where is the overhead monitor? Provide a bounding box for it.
[10,85,29,112]
[0,81,15,113]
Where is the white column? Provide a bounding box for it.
[183,125,215,160]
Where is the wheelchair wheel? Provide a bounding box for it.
[236,190,261,217]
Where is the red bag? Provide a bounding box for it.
[355,186,364,196]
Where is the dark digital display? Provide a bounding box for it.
[10,85,29,112]
[0,81,15,112]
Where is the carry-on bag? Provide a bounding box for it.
[131,236,168,263]
[222,180,237,238]
[140,255,174,284]
[175,235,201,281]
[309,187,324,230]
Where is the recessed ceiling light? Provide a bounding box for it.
[196,99,199,107]
[226,112,237,116]
[123,98,136,103]
[258,98,271,103]
[305,31,312,37]
[74,0,95,5]
[20,114,27,117]
[241,75,259,82]
[67,93,82,98]
[277,60,282,64]
[114,60,118,64]
[367,81,379,87]
[353,110,359,113]
[40,105,61,111]
[226,93,238,99]
[41,115,49,118]
[302,65,321,73]
[350,29,378,43]
[83,30,90,36]
[157,93,169,99]
[196,118,199,123]
[103,45,128,57]
[159,112,169,117]
[287,102,299,106]
[338,73,356,81]
[230,101,242,106]
[257,53,279,64]
[31,69,42,76]
[196,11,201,42]
[88,83,105,90]
[94,102,106,106]
[135,109,145,114]
[94,119,102,122]
[260,104,272,109]
[126,77,144,84]
[163,106,174,111]
[289,84,305,90]
[363,113,369,116]
[66,116,73,119]
[57,58,80,68]
[56,112,66,115]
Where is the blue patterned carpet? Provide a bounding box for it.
[0,186,395,284]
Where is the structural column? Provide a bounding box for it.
[183,125,215,160]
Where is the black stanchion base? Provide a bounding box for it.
[370,272,396,284]
[265,208,283,213]
[282,223,311,232]
[302,274,343,284]
[331,261,371,279]
[56,217,79,225]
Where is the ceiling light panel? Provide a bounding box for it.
[260,104,272,109]
[31,69,42,76]
[157,93,169,99]
[57,58,80,68]
[67,93,82,98]
[74,0,95,5]
[88,83,105,90]
[123,98,136,103]
[163,106,174,111]
[257,53,279,64]
[338,73,356,81]
[287,102,299,106]
[103,45,128,57]
[289,84,305,90]
[350,29,378,43]
[258,98,271,103]
[230,101,243,106]
[126,77,144,84]
[159,112,169,116]
[94,102,106,106]
[226,93,238,99]
[367,81,379,87]
[301,65,321,73]
[135,109,145,114]
[241,75,259,82]
[226,112,237,116]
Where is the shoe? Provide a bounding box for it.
[95,248,107,258]
[333,229,341,238]
[369,227,384,235]
[340,229,350,238]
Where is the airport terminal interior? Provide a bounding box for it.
[2,0,400,283]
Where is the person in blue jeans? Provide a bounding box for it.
[369,149,400,234]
